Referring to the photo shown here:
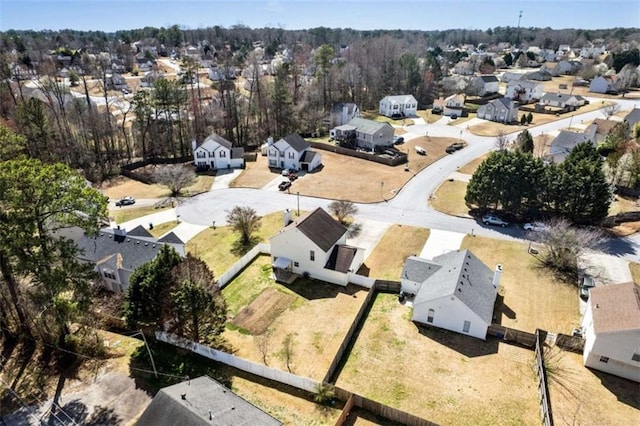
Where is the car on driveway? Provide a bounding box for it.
[523,222,550,232]
[579,275,596,301]
[482,214,509,227]
[281,168,295,176]
[393,136,405,145]
[115,196,136,207]
[278,181,292,191]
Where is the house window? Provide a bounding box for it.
[599,356,609,363]
[632,353,640,362]
[208,152,214,158]
[310,250,315,261]
[103,270,116,280]
[294,261,299,267]
[219,151,226,157]
[288,152,295,159]
[427,309,434,323]
[462,320,471,333]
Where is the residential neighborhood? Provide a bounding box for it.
[1,9,640,426]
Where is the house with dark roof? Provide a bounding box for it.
[477,97,518,123]
[580,282,640,383]
[623,108,640,133]
[506,80,544,102]
[192,133,245,170]
[401,251,501,340]
[269,208,364,286]
[468,74,500,96]
[331,117,394,152]
[379,94,418,118]
[539,92,587,110]
[266,133,322,172]
[547,131,593,163]
[72,225,185,292]
[329,102,360,128]
[136,375,283,426]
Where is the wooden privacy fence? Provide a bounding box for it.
[487,324,539,348]
[217,243,270,288]
[555,333,585,353]
[333,386,439,426]
[156,331,320,393]
[534,329,554,426]
[309,142,408,167]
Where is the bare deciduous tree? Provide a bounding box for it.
[226,205,262,246]
[328,200,358,224]
[255,330,272,366]
[601,103,621,119]
[282,333,295,373]
[537,219,604,275]
[495,131,510,151]
[153,164,196,196]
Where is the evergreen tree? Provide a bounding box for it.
[516,129,534,153]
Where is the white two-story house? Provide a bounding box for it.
[192,133,245,170]
[270,208,364,286]
[379,94,418,118]
[266,133,322,172]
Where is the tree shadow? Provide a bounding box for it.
[284,279,362,301]
[599,233,637,258]
[231,237,260,256]
[86,406,121,425]
[413,323,499,358]
[347,222,362,238]
[9,340,36,391]
[589,369,640,410]
[56,399,89,424]
[0,335,18,374]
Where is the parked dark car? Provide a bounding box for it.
[115,196,136,207]
[288,173,298,181]
[278,181,292,191]
[393,136,405,145]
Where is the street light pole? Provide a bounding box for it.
[380,181,384,201]
[297,192,300,216]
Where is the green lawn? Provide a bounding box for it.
[112,206,170,224]
[148,221,179,238]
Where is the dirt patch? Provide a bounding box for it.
[232,288,296,335]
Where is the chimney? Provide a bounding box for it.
[492,264,503,289]
[283,209,292,227]
[267,136,274,146]
[191,139,197,152]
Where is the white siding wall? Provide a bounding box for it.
[413,296,489,340]
[584,331,640,383]
[400,278,422,295]
[270,228,327,278]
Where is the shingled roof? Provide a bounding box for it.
[136,376,282,426]
[346,117,390,135]
[589,282,640,334]
[413,250,496,324]
[325,245,358,273]
[293,207,346,252]
[281,133,310,152]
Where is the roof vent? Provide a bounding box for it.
[181,393,187,400]
[136,241,140,244]
[145,242,148,246]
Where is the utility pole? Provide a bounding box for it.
[516,10,523,47]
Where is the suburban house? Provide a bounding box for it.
[432,93,465,117]
[506,80,544,103]
[500,72,526,83]
[477,97,518,123]
[468,75,500,96]
[624,108,640,133]
[141,70,164,87]
[538,92,587,110]
[379,94,418,118]
[523,70,553,82]
[547,131,593,163]
[266,133,322,172]
[105,73,128,90]
[401,251,501,340]
[270,208,364,286]
[586,118,620,143]
[331,117,394,152]
[328,102,360,128]
[589,75,618,94]
[192,133,245,170]
[137,375,283,425]
[453,61,475,76]
[580,282,640,383]
[73,225,185,293]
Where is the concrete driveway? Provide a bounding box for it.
[578,252,632,285]
[419,229,466,259]
[211,169,243,190]
[346,218,392,260]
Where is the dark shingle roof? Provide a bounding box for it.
[136,376,282,426]
[413,250,496,323]
[402,256,442,283]
[158,232,185,245]
[300,150,318,163]
[127,225,154,238]
[492,97,515,109]
[624,108,640,128]
[325,245,358,273]
[282,133,310,152]
[201,133,232,150]
[295,207,346,252]
[231,147,244,159]
[479,75,499,83]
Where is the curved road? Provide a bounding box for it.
[176,98,640,259]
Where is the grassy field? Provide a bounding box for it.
[358,225,430,280]
[187,210,302,277]
[148,221,178,238]
[468,121,526,136]
[360,110,414,126]
[221,255,367,381]
[415,109,441,124]
[101,176,170,199]
[629,262,640,283]
[336,293,540,425]
[430,180,470,217]
[111,205,171,224]
[232,136,459,202]
[449,113,476,126]
[461,235,580,333]
[458,154,488,175]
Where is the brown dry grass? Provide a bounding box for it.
[100,176,170,199]
[111,205,170,224]
[458,153,488,175]
[231,137,458,202]
[430,180,470,217]
[449,112,476,126]
[148,221,178,238]
[546,348,640,425]
[461,236,580,333]
[468,121,525,136]
[415,109,441,124]
[359,225,430,280]
[336,293,540,425]
[222,256,367,381]
[628,262,640,284]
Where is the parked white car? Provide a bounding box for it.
[482,215,509,227]
[523,222,550,232]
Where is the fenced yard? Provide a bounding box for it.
[335,293,541,425]
[221,255,368,381]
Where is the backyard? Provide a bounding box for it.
[336,293,540,425]
[231,136,460,202]
[221,255,368,381]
